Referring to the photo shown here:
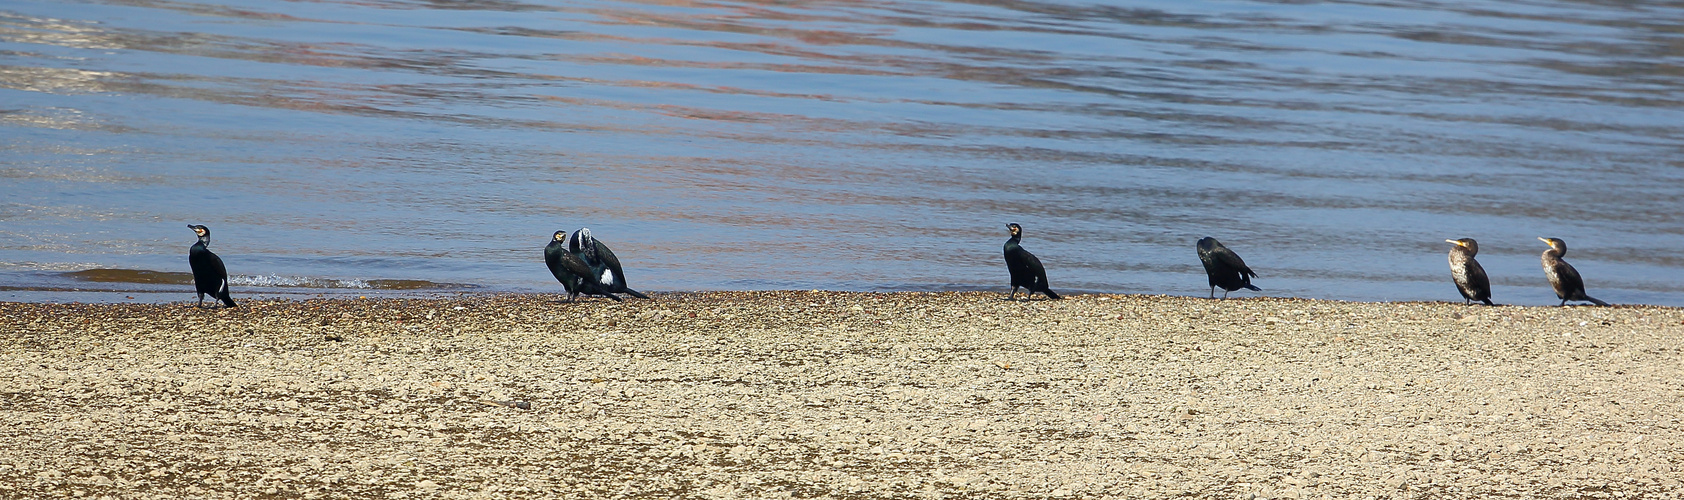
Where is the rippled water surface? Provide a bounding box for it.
[3,0,1682,305]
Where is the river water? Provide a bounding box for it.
[3,0,1682,306]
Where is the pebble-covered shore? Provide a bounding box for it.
[2,292,1681,499]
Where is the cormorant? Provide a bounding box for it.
[1195,237,1260,299]
[544,230,620,302]
[1445,238,1494,305]
[1003,223,1060,300]
[186,224,237,308]
[569,228,651,299]
[1539,237,1608,306]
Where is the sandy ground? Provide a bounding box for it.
[1,291,1681,499]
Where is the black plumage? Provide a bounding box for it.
[1445,238,1494,305]
[544,230,620,302]
[186,224,237,308]
[1002,223,1060,300]
[1539,237,1609,306]
[569,228,651,300]
[1195,237,1260,299]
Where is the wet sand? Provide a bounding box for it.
[2,292,1681,499]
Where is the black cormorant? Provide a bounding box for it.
[569,228,651,299]
[1539,237,1608,306]
[186,224,237,308]
[1003,223,1060,300]
[1445,238,1494,306]
[544,230,620,302]
[1195,237,1260,299]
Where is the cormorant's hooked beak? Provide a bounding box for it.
[1537,237,1550,245]
[1445,239,1462,246]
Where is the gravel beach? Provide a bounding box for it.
[2,292,1680,499]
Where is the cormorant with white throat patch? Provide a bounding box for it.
[1003,223,1060,300]
[545,230,620,302]
[1539,237,1608,306]
[186,224,237,308]
[1445,238,1494,305]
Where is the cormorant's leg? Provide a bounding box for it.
[1008,287,1018,301]
[1222,290,1230,299]
[1209,286,1215,299]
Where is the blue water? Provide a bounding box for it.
[2,0,1682,306]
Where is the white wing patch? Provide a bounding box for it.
[600,269,614,286]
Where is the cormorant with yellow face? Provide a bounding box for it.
[1445,238,1493,305]
[186,224,237,308]
[1003,223,1060,300]
[545,230,620,302]
[1539,237,1608,306]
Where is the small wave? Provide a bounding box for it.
[61,269,471,290]
[230,275,368,289]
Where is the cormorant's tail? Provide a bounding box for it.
[623,288,651,300]
[1042,289,1062,300]
[1243,283,1262,292]
[1585,296,1610,306]
[1480,297,1495,306]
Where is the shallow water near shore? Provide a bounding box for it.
[3,0,1683,306]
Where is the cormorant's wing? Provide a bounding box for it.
[1212,247,1256,278]
[595,240,652,298]
[543,242,576,286]
[210,252,237,307]
[1023,250,1049,286]
[553,243,621,301]
[1555,261,1585,296]
[1467,259,1490,294]
[210,251,231,287]
[556,253,597,285]
[1003,245,1034,283]
[595,240,625,285]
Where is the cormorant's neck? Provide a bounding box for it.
[1543,248,1563,260]
[196,235,211,247]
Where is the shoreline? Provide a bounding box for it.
[6,267,1682,308]
[3,291,1681,498]
[7,287,1683,310]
